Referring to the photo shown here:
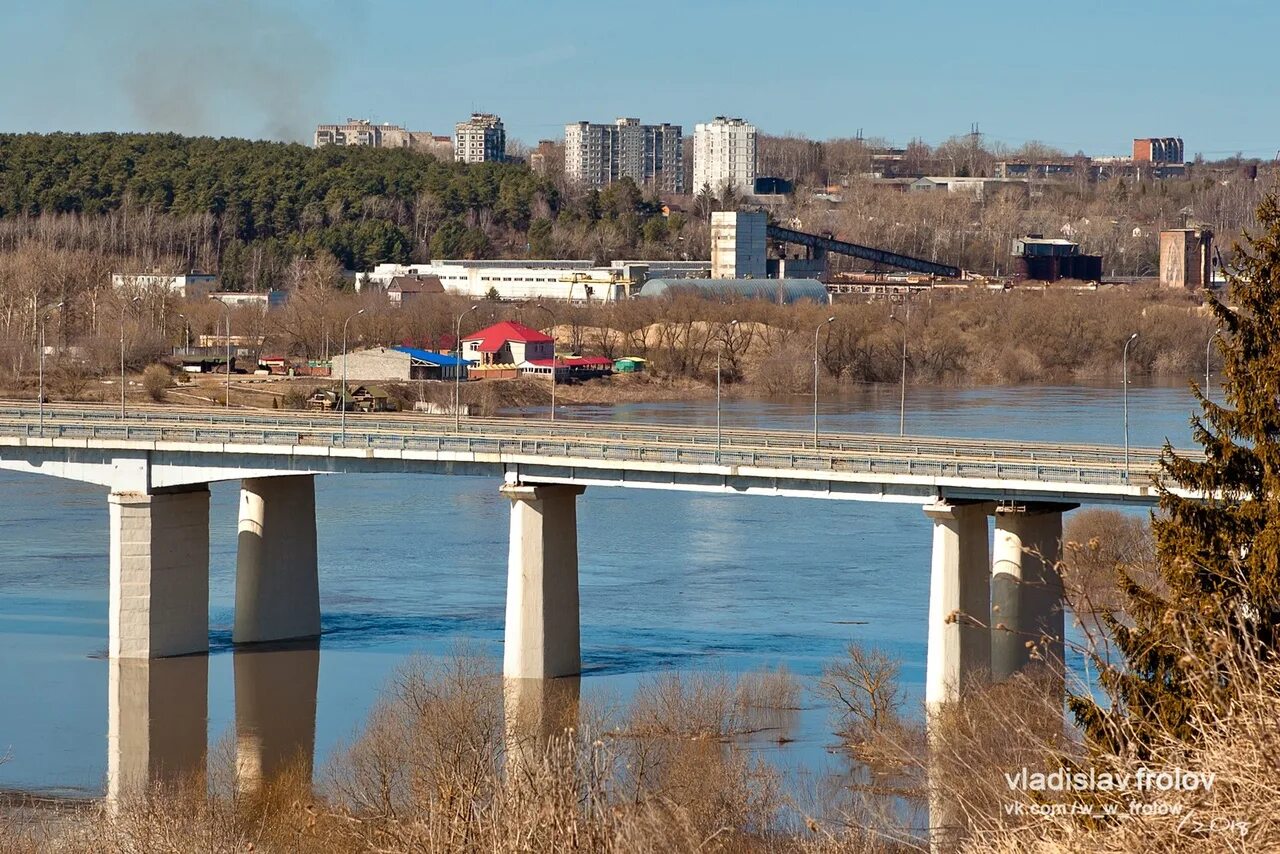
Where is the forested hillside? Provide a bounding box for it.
[0,133,565,279]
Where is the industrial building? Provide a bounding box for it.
[364,259,711,303]
[455,113,506,163]
[1159,228,1213,290]
[564,118,684,192]
[693,117,757,196]
[711,211,769,279]
[1010,236,1102,282]
[313,119,453,158]
[330,346,470,382]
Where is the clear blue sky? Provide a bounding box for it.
[1,0,1273,157]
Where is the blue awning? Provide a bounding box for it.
[392,346,473,367]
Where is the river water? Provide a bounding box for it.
[0,382,1205,797]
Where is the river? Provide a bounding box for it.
[0,381,1206,797]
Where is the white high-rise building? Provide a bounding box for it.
[693,117,757,196]
[454,113,506,163]
[563,118,683,193]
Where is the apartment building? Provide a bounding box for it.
[454,113,506,163]
[314,119,452,158]
[563,118,683,193]
[692,117,757,196]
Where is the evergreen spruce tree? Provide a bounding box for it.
[1071,194,1280,753]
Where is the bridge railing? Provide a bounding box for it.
[0,403,1169,469]
[0,415,1160,488]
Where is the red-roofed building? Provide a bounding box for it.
[461,321,554,366]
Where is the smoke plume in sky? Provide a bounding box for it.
[74,0,341,141]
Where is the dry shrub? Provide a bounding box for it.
[738,665,802,709]
[141,364,170,402]
[1061,508,1157,639]
[819,644,915,763]
[965,662,1280,853]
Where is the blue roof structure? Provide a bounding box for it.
[392,346,473,367]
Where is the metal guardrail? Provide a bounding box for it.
[0,403,1163,490]
[0,402,1169,463]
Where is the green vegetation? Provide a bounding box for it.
[0,134,702,291]
[1071,193,1280,753]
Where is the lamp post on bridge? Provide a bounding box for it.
[340,308,365,445]
[813,315,835,448]
[1123,332,1139,480]
[532,303,557,423]
[38,301,63,436]
[454,305,479,432]
[211,296,232,409]
[1205,328,1223,404]
[716,319,739,461]
[889,311,908,436]
[119,296,140,420]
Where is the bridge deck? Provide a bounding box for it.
[0,402,1172,505]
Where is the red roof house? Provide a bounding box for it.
[461,321,555,366]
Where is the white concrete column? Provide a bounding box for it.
[992,506,1066,681]
[107,656,208,805]
[234,642,319,794]
[924,500,994,711]
[501,484,584,679]
[109,487,210,659]
[234,476,320,645]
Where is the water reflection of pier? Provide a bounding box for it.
[106,642,320,802]
[105,647,587,802]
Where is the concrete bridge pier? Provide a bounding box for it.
[109,486,211,659]
[991,504,1071,684]
[234,476,320,645]
[924,500,995,711]
[501,483,585,679]
[234,642,320,794]
[107,655,208,805]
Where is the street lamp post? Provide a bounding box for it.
[716,319,739,460]
[38,302,63,436]
[889,313,908,436]
[119,296,140,419]
[211,297,232,409]
[454,305,479,431]
[533,303,557,423]
[1123,332,1139,480]
[813,316,835,447]
[340,308,366,445]
[175,312,191,352]
[1205,329,1223,403]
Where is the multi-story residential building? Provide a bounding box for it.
[692,117,757,196]
[314,119,452,158]
[454,113,506,163]
[563,118,683,193]
[1133,137,1184,164]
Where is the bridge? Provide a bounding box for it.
[0,403,1171,726]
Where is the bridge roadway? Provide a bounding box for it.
[0,401,1183,760]
[0,402,1166,505]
